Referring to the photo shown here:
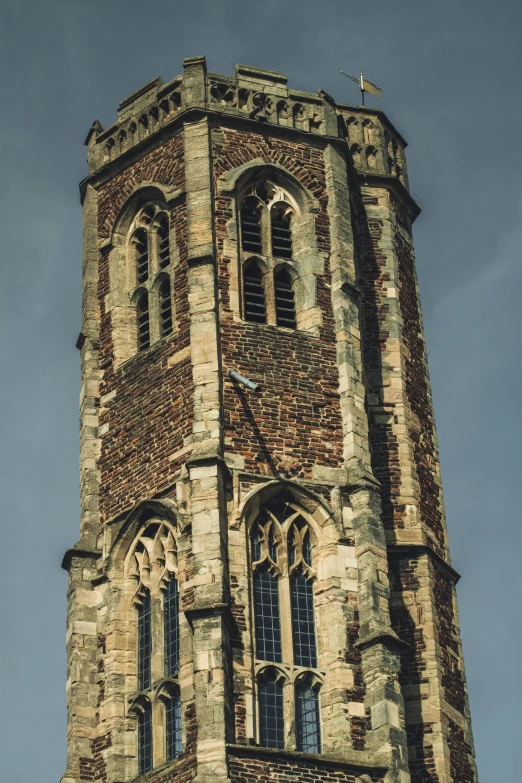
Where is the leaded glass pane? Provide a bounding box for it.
[166,694,182,760]
[164,578,180,676]
[296,684,321,753]
[259,676,284,749]
[138,704,153,773]
[291,573,317,668]
[137,591,152,690]
[254,564,282,663]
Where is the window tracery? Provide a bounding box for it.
[126,202,175,353]
[128,521,183,771]
[238,181,299,330]
[250,497,321,752]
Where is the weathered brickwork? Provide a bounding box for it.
[228,749,383,783]
[96,134,193,522]
[62,58,477,783]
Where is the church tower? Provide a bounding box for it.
[62,57,478,783]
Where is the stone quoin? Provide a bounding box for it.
[61,57,478,783]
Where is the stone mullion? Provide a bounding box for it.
[278,574,293,664]
[184,55,231,783]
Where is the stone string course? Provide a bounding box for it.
[62,57,478,783]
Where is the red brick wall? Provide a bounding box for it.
[228,749,383,783]
[212,126,344,477]
[96,135,193,522]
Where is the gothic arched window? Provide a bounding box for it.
[138,703,153,773]
[243,259,266,324]
[159,278,173,338]
[238,182,298,330]
[251,496,321,753]
[127,202,174,357]
[137,291,150,352]
[129,521,182,771]
[274,267,296,329]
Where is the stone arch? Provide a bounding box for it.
[107,498,179,575]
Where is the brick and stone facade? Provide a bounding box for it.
[62,57,478,783]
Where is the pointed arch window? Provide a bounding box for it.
[243,259,266,324]
[137,291,150,351]
[157,213,170,268]
[274,268,296,329]
[238,182,303,331]
[129,520,182,771]
[166,693,182,760]
[159,278,173,338]
[138,703,153,773]
[164,576,180,676]
[134,228,149,284]
[240,196,263,253]
[258,671,285,749]
[271,204,292,259]
[251,496,321,752]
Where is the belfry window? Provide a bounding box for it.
[126,201,174,358]
[159,278,173,338]
[238,182,300,330]
[134,228,149,284]
[271,204,292,259]
[274,268,296,329]
[137,291,150,351]
[251,496,321,752]
[129,521,182,771]
[240,196,263,253]
[243,260,266,324]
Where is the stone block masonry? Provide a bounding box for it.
[61,57,478,783]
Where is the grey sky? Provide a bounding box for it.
[1,1,521,780]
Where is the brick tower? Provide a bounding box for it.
[62,57,478,783]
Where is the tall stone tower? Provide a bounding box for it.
[62,57,478,783]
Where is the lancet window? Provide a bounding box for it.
[250,496,321,753]
[127,203,174,354]
[128,521,182,772]
[239,181,298,330]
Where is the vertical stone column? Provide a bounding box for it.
[324,144,410,782]
[61,183,102,783]
[183,54,231,783]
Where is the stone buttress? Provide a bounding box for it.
[61,57,478,783]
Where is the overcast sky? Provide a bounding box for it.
[2,1,521,780]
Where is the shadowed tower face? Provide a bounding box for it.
[62,56,477,783]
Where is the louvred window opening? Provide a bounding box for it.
[243,261,266,324]
[274,270,296,329]
[159,279,173,337]
[137,292,150,351]
[241,197,263,253]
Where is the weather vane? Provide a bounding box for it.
[341,71,382,106]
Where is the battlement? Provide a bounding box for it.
[84,56,409,189]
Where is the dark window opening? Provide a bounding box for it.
[291,573,317,668]
[135,229,149,284]
[137,292,150,351]
[164,578,180,676]
[138,704,153,773]
[241,197,262,253]
[137,590,152,690]
[253,561,282,663]
[274,269,296,329]
[158,215,170,268]
[271,207,292,259]
[159,279,173,338]
[296,684,321,753]
[259,674,285,749]
[166,694,182,760]
[243,260,266,324]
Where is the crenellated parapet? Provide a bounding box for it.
[83,58,410,196]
